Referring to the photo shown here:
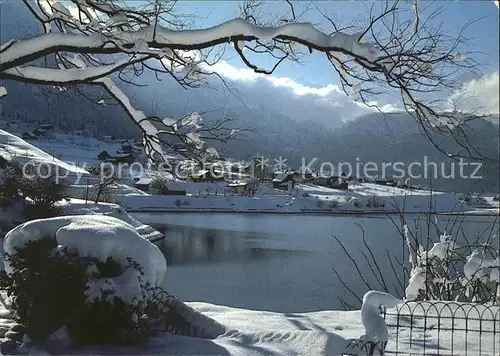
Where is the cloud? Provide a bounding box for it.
[446,72,499,116]
[209,61,342,97]
[495,0,499,8]
[208,60,398,126]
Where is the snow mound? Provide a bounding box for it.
[3,215,166,294]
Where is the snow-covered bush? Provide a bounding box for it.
[329,200,339,209]
[0,215,167,345]
[404,226,499,303]
[333,214,499,310]
[0,161,23,201]
[366,195,386,208]
[149,177,169,195]
[352,199,363,208]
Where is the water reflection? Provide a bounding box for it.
[155,225,311,266]
[138,213,499,312]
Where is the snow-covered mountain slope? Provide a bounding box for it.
[0,129,88,174]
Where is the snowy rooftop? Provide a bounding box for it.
[273,172,292,182]
[134,177,153,185]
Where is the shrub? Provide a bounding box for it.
[88,164,118,203]
[0,240,148,345]
[404,228,499,303]
[149,177,169,195]
[366,195,385,208]
[0,161,68,219]
[0,162,24,200]
[328,200,339,209]
[21,173,68,219]
[352,199,363,208]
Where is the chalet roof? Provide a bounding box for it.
[227,181,248,187]
[272,172,292,182]
[135,177,153,186]
[113,153,132,158]
[98,151,131,159]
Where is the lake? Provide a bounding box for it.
[134,213,499,313]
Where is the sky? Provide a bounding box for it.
[171,0,499,120]
[9,0,500,123]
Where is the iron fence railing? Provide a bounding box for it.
[380,301,500,355]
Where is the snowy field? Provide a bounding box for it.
[121,183,497,215]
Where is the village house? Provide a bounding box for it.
[22,132,37,141]
[119,141,134,155]
[97,150,134,164]
[374,177,397,187]
[102,135,116,142]
[133,177,153,192]
[315,170,349,190]
[296,166,315,182]
[272,171,295,190]
[190,168,224,183]
[38,124,54,131]
[226,181,248,195]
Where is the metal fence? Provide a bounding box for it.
[380,301,500,355]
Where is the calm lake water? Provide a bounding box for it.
[134,213,499,313]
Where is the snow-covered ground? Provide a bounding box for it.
[1,295,497,355]
[121,182,497,215]
[0,129,88,175]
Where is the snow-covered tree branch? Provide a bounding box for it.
[0,0,491,161]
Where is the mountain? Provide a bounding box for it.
[1,1,498,193]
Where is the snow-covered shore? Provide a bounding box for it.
[57,199,164,243]
[121,183,498,215]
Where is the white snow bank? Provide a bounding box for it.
[57,198,163,242]
[1,293,497,355]
[0,291,401,355]
[0,129,88,174]
[3,215,166,292]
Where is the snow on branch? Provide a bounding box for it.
[0,18,379,72]
[2,55,151,85]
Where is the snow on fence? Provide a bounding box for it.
[380,301,500,355]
